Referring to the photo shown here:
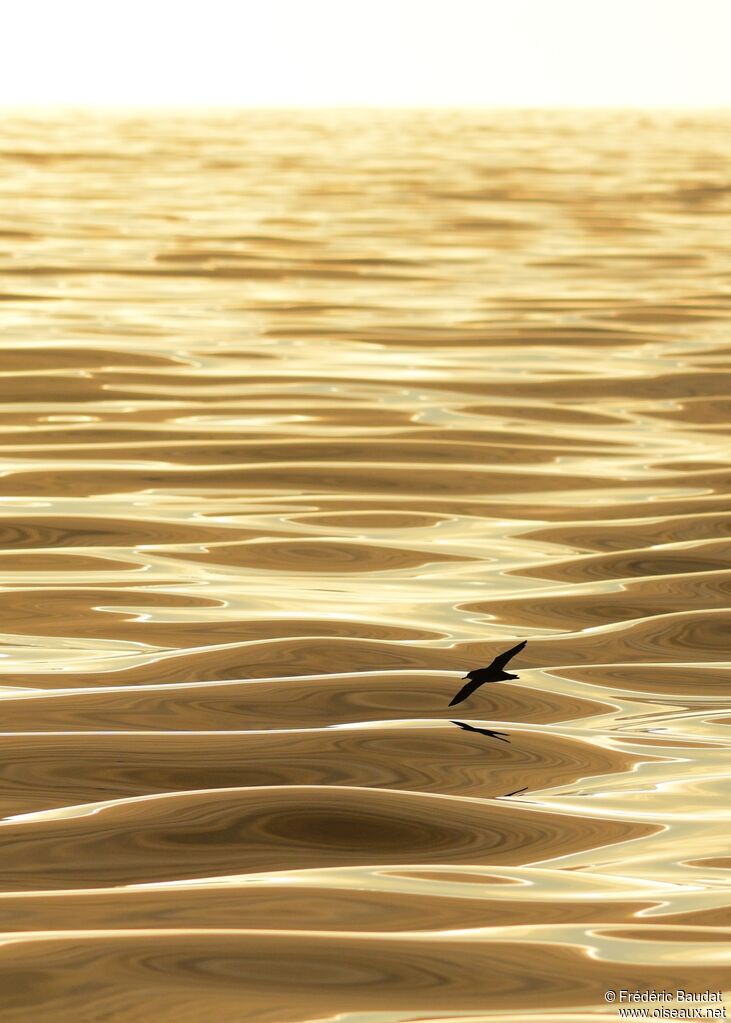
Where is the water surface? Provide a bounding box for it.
[1,109,731,1021]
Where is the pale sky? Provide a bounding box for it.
[2,0,730,108]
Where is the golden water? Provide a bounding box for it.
[1,109,731,1021]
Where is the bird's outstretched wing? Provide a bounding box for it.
[487,639,527,673]
[448,677,481,707]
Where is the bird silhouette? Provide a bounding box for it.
[449,640,527,707]
[451,720,511,743]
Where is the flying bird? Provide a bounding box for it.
[449,640,527,707]
[451,720,511,743]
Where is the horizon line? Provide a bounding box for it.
[2,102,731,113]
